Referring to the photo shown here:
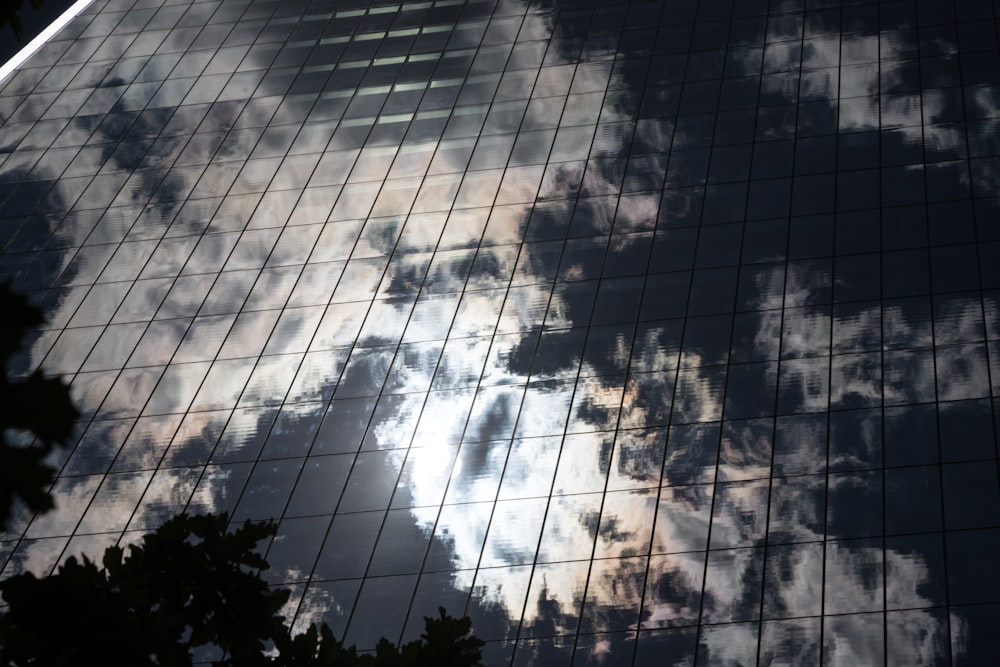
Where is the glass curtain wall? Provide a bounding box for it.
[1,0,999,663]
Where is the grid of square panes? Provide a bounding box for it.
[1,0,999,663]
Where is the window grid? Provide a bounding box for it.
[0,0,998,663]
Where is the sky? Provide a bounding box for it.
[1,0,78,67]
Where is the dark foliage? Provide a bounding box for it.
[0,284,78,530]
[0,513,485,666]
[0,514,288,665]
[279,609,486,667]
[0,0,43,41]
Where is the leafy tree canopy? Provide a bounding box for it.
[0,284,78,530]
[0,0,44,41]
[0,513,485,666]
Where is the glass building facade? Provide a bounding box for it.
[2,0,1000,663]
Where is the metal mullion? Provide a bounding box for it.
[876,3,891,662]
[752,1,813,662]
[913,12,954,667]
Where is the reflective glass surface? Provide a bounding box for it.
[2,0,1000,662]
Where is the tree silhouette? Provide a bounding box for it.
[1,514,286,665]
[0,0,43,42]
[0,283,78,530]
[0,513,485,666]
